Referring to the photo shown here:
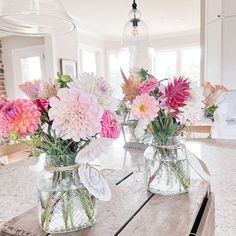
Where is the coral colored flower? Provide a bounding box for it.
[0,99,41,138]
[122,77,139,102]
[19,80,41,99]
[159,77,191,112]
[100,111,121,138]
[138,79,159,94]
[0,96,8,110]
[131,94,159,121]
[49,87,103,142]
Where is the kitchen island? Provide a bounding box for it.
[0,138,235,235]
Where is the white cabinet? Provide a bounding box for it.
[205,0,222,24]
[204,0,236,89]
[222,18,236,89]
[223,0,236,17]
[205,21,222,84]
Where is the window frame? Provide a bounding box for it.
[155,46,201,82]
[78,44,104,76]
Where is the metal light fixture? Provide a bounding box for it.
[0,0,75,36]
[121,0,154,70]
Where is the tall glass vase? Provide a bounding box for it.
[37,155,96,233]
[145,137,190,195]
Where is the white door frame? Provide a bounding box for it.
[12,45,45,98]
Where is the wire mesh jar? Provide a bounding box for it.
[145,137,190,195]
[37,155,96,233]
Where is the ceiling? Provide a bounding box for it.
[63,0,201,39]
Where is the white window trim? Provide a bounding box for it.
[78,43,105,76]
[155,46,201,79]
[105,49,120,82]
[12,45,45,98]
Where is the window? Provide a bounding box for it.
[181,48,201,83]
[12,46,45,98]
[81,50,97,74]
[20,56,42,82]
[156,51,177,80]
[108,51,130,99]
[155,47,201,85]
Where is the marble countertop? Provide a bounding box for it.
[186,139,236,236]
[0,138,236,236]
[0,158,37,224]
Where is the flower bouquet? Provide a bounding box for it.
[118,68,158,146]
[121,68,203,195]
[203,82,228,119]
[0,73,121,233]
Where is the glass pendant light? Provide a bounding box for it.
[0,0,75,36]
[121,0,154,71]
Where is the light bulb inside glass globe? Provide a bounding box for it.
[120,1,156,72]
[132,26,139,38]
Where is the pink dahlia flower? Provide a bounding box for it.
[33,99,49,114]
[159,77,191,112]
[131,94,160,121]
[0,99,41,138]
[100,111,121,139]
[138,79,159,95]
[19,80,42,99]
[49,87,103,142]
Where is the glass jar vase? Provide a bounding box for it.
[37,155,96,233]
[145,137,190,195]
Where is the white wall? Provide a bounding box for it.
[53,31,79,74]
[1,36,44,98]
[77,31,106,76]
[103,31,200,51]
[51,30,106,77]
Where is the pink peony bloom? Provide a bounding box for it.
[19,80,42,99]
[100,111,121,139]
[0,99,41,138]
[159,77,191,112]
[138,78,159,94]
[131,94,160,121]
[0,96,8,111]
[49,87,103,142]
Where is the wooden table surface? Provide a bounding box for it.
[0,169,213,236]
